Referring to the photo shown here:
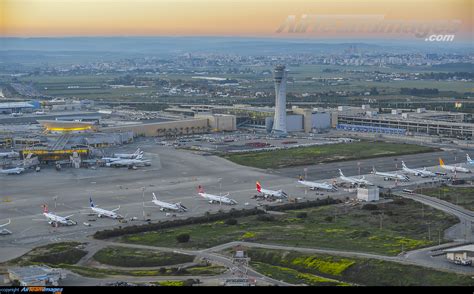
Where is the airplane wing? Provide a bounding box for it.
[64,214,74,219]
[112,206,121,212]
[0,219,11,227]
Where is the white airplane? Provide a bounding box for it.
[297,177,337,191]
[0,151,19,158]
[41,205,76,227]
[467,154,474,165]
[89,197,123,219]
[401,161,436,178]
[338,169,372,186]
[372,167,410,181]
[114,148,143,159]
[105,156,151,168]
[439,158,471,173]
[256,181,288,199]
[0,219,12,235]
[148,192,187,212]
[0,167,25,175]
[197,185,237,205]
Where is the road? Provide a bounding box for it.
[395,192,474,222]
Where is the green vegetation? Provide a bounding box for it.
[222,141,436,169]
[248,249,474,286]
[55,263,225,278]
[11,242,87,266]
[120,197,456,255]
[419,186,474,211]
[156,280,185,286]
[92,246,195,267]
[251,262,349,286]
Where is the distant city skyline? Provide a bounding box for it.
[1,0,471,41]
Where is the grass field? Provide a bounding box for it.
[52,263,225,278]
[10,242,87,266]
[92,246,195,267]
[222,141,437,169]
[417,186,474,211]
[247,248,474,286]
[120,196,456,255]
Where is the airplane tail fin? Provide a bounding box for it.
[401,161,407,168]
[372,166,376,173]
[439,158,445,167]
[256,181,262,193]
[89,197,95,208]
[338,169,344,177]
[467,154,472,162]
[299,175,304,181]
[42,204,48,213]
[197,185,204,193]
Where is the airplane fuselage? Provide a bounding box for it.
[298,180,337,191]
[91,207,122,219]
[199,192,237,205]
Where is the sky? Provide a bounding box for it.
[1,0,472,41]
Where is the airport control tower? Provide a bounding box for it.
[272,65,288,134]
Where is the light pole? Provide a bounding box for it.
[141,187,146,220]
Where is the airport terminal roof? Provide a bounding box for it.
[0,102,35,109]
[443,245,474,253]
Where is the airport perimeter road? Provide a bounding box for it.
[205,241,474,275]
[277,150,459,180]
[394,192,474,222]
[74,239,294,286]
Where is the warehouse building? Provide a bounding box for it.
[444,244,474,265]
[0,102,37,114]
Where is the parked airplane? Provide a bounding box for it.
[467,154,474,165]
[41,205,76,227]
[197,185,237,205]
[401,161,436,178]
[147,193,187,212]
[0,167,25,175]
[105,156,151,168]
[256,181,288,199]
[439,158,471,173]
[372,167,410,181]
[338,169,373,186]
[297,176,337,191]
[89,197,123,219]
[114,148,143,159]
[0,219,12,235]
[0,151,19,159]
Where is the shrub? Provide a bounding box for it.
[225,218,238,225]
[296,212,308,219]
[362,204,378,211]
[176,233,190,243]
[324,216,334,222]
[159,267,167,274]
[256,214,275,222]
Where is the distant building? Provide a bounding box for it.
[0,102,36,114]
[357,187,379,202]
[8,266,65,286]
[444,244,474,265]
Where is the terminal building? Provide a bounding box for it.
[335,106,474,139]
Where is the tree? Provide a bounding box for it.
[176,233,190,243]
[225,218,238,225]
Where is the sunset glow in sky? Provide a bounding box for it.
[1,0,472,39]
